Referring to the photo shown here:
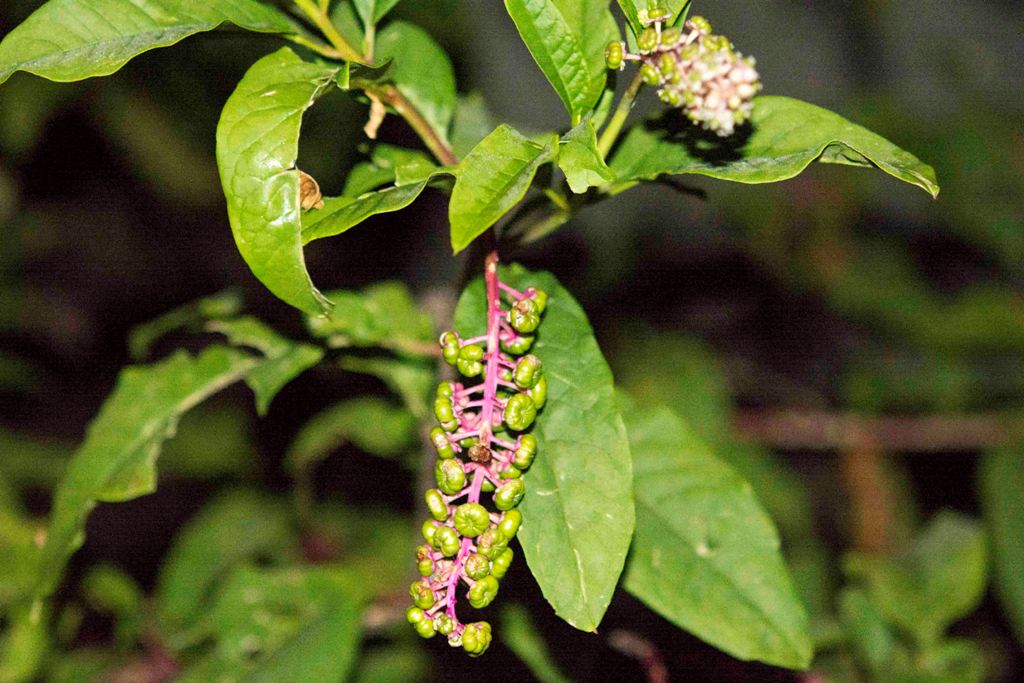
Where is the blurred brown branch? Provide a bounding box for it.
[733,410,1017,452]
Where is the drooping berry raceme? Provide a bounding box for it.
[407,252,547,656]
[606,10,761,136]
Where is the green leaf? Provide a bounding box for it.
[610,96,940,198]
[622,404,813,669]
[301,181,430,244]
[82,564,143,648]
[340,146,437,197]
[0,0,297,85]
[354,0,403,28]
[450,93,496,159]
[216,48,341,315]
[305,281,435,354]
[330,2,366,51]
[0,606,47,683]
[558,117,614,193]
[450,125,557,253]
[843,511,988,647]
[206,316,324,415]
[616,0,692,35]
[503,0,603,122]
[0,507,39,611]
[501,604,570,683]
[454,264,634,632]
[838,588,897,677]
[375,21,456,142]
[128,290,242,360]
[179,566,362,682]
[338,356,435,421]
[156,490,296,631]
[979,447,1024,645]
[551,0,620,112]
[34,346,257,602]
[352,643,430,683]
[286,398,418,474]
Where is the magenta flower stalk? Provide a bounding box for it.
[407,251,548,656]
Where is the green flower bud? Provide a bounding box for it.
[528,375,547,410]
[425,489,449,521]
[409,580,435,609]
[644,6,671,23]
[640,62,661,86]
[453,503,491,537]
[434,397,454,424]
[687,16,712,34]
[494,479,526,511]
[637,27,658,52]
[422,520,441,546]
[435,614,456,636]
[509,299,540,334]
[501,334,534,355]
[462,621,492,656]
[500,464,522,479]
[476,528,509,559]
[659,88,682,107]
[435,458,467,495]
[498,509,522,539]
[513,434,537,469]
[513,354,543,389]
[430,427,455,459]
[605,41,625,70]
[504,393,537,431]
[659,52,677,78]
[434,525,462,557]
[414,617,437,639]
[468,575,500,609]
[490,547,514,579]
[660,26,682,46]
[464,552,491,580]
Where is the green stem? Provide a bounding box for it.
[370,85,459,166]
[597,71,645,159]
[294,0,363,62]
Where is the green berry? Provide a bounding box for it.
[481,478,496,493]
[421,520,441,546]
[490,547,514,579]
[513,354,543,389]
[409,580,434,609]
[660,27,682,46]
[468,575,499,609]
[430,427,455,459]
[498,509,522,539]
[435,614,456,636]
[504,393,537,431]
[640,62,661,86]
[501,334,534,355]
[434,397,454,424]
[440,332,461,365]
[464,552,491,580]
[425,489,449,522]
[528,375,547,410]
[453,503,491,537]
[417,558,433,576]
[456,357,483,377]
[435,459,467,495]
[605,41,624,70]
[435,525,461,557]
[513,434,537,469]
[460,344,484,361]
[637,27,658,52]
[525,288,547,314]
[659,52,677,77]
[494,479,526,511]
[500,464,522,479]
[509,299,540,334]
[436,381,455,398]
[406,606,427,625]
[462,621,492,656]
[477,528,509,559]
[645,5,671,23]
[687,15,712,34]
[414,617,437,639]
[659,88,682,107]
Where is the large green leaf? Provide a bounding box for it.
[449,125,557,253]
[206,316,324,415]
[34,346,257,601]
[216,48,340,315]
[178,566,362,683]
[0,0,296,85]
[156,490,296,631]
[375,21,456,141]
[301,181,430,244]
[304,281,435,354]
[551,0,620,112]
[558,117,614,194]
[285,398,418,474]
[980,447,1024,645]
[610,96,940,198]
[843,511,988,647]
[454,265,634,631]
[127,290,242,360]
[622,404,813,669]
[616,1,692,35]
[353,0,402,27]
[503,0,601,123]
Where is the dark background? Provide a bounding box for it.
[1,0,1023,680]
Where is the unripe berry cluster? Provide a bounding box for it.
[407,255,547,656]
[605,9,761,136]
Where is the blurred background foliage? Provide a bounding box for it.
[1,0,1022,681]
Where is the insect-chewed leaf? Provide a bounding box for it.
[0,0,297,85]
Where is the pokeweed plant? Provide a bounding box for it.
[0,0,939,677]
